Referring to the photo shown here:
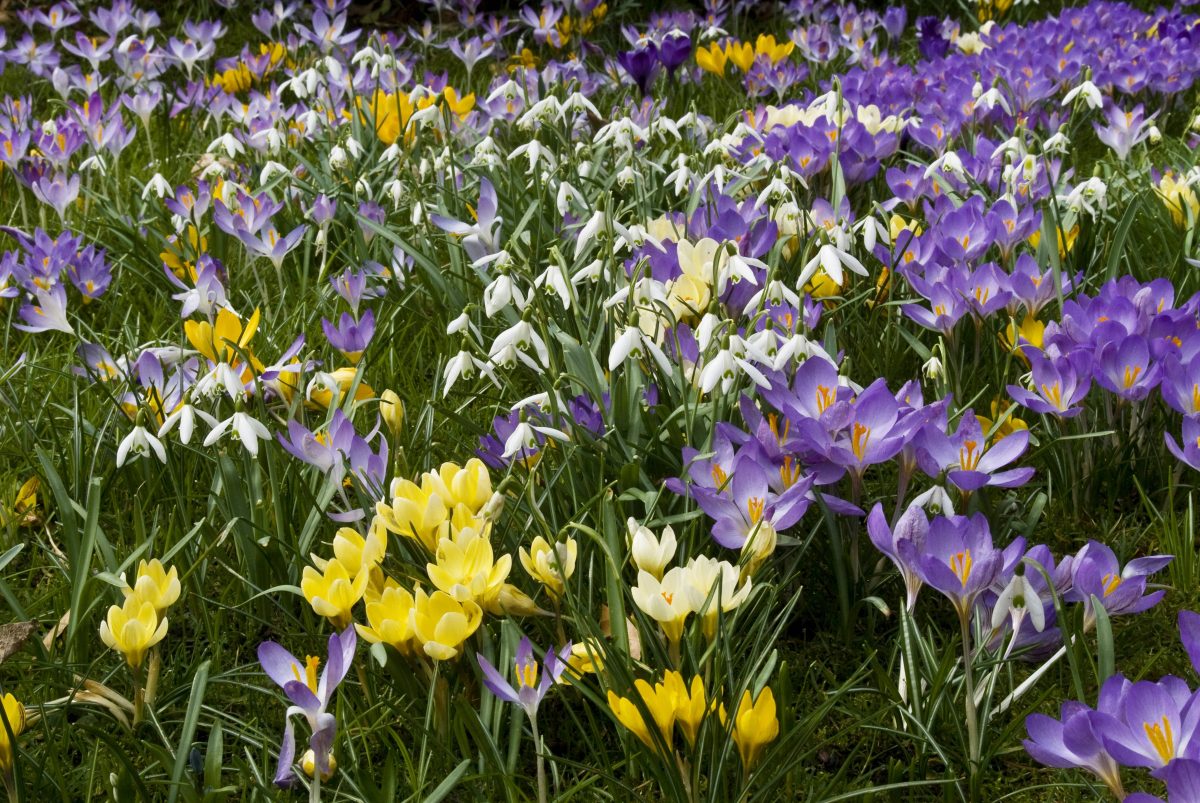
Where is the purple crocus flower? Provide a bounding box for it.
[618,42,660,97]
[657,30,692,75]
[31,172,80,220]
[1024,699,1125,797]
[1067,541,1172,627]
[917,410,1034,492]
[1094,103,1150,161]
[237,224,307,272]
[866,499,933,612]
[257,627,357,787]
[430,177,501,264]
[15,285,73,334]
[1007,350,1091,418]
[916,513,1005,618]
[689,451,815,552]
[476,637,571,719]
[1094,335,1161,401]
[831,380,910,480]
[1098,676,1200,773]
[322,309,375,364]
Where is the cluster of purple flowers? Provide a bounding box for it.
[1,226,111,335]
[1025,611,1200,801]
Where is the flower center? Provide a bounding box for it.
[950,550,973,588]
[1144,716,1175,765]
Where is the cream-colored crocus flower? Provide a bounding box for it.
[631,568,694,644]
[667,238,722,321]
[628,518,676,579]
[519,536,577,599]
[685,556,753,640]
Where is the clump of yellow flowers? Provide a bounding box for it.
[99,559,182,722]
[607,670,779,771]
[100,559,181,669]
[697,35,795,77]
[306,458,545,663]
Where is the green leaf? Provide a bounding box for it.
[168,660,211,803]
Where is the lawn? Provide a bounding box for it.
[1,0,1200,800]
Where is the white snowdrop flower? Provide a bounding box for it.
[502,421,569,459]
[798,243,867,289]
[158,404,218,445]
[923,355,944,380]
[207,133,244,159]
[924,151,965,181]
[79,154,108,174]
[142,173,172,200]
[116,425,166,467]
[259,161,289,185]
[1042,131,1069,154]
[483,272,522,317]
[203,412,271,457]
[345,137,363,159]
[1062,79,1102,110]
[354,177,371,196]
[328,145,348,169]
[384,178,404,209]
[535,262,572,309]
[446,311,471,336]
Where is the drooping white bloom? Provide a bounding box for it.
[203,411,271,457]
[117,425,166,467]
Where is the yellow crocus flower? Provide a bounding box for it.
[375,478,449,552]
[1002,315,1045,359]
[696,42,727,76]
[519,536,577,599]
[725,40,756,72]
[607,678,677,752]
[306,366,376,410]
[663,671,710,746]
[726,687,779,771]
[564,638,606,681]
[426,527,511,607]
[184,306,261,365]
[442,87,476,120]
[357,580,417,656]
[121,559,181,616]
[380,389,404,438]
[99,595,168,669]
[0,693,24,774]
[411,588,482,660]
[484,583,545,617]
[977,399,1029,444]
[427,458,493,514]
[301,558,368,629]
[754,34,795,64]
[313,523,387,580]
[1157,170,1199,228]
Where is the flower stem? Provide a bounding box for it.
[309,771,321,803]
[958,609,980,789]
[530,714,548,803]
